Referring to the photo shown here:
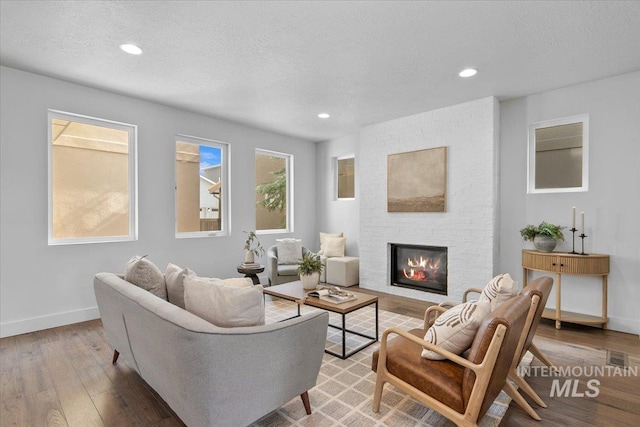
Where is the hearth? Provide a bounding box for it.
[390,243,448,295]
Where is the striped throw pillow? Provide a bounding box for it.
[421,300,491,360]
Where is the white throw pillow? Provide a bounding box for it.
[318,232,343,256]
[165,263,197,309]
[421,300,491,360]
[276,238,303,264]
[183,276,265,327]
[124,256,167,300]
[479,273,517,311]
[323,236,346,258]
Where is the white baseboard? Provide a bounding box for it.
[0,306,100,338]
[606,315,640,336]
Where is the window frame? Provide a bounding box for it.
[47,109,138,245]
[255,148,294,234]
[527,114,589,194]
[175,134,231,239]
[335,154,356,200]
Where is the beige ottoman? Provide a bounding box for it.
[325,256,359,287]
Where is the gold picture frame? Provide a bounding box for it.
[387,147,447,212]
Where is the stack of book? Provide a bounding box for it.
[241,262,260,268]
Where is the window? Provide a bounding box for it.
[48,110,137,245]
[175,135,229,237]
[336,155,355,199]
[528,114,589,193]
[255,149,293,233]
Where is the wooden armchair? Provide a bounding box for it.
[505,276,554,419]
[372,294,532,427]
[424,276,554,421]
[455,278,556,371]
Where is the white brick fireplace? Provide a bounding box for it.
[358,97,500,304]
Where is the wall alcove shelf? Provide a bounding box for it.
[522,250,610,329]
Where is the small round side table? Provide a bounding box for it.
[237,265,265,285]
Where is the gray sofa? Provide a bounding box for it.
[94,272,329,426]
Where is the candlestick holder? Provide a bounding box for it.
[579,233,588,255]
[569,227,578,254]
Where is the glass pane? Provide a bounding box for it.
[255,153,287,230]
[51,118,130,239]
[176,141,222,233]
[534,122,583,189]
[337,157,355,198]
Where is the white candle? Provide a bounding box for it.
[572,207,576,228]
[581,212,585,233]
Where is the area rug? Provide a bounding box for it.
[251,299,530,427]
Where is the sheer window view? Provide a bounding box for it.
[255,151,291,231]
[337,156,355,199]
[49,113,135,243]
[175,140,225,234]
[534,122,583,189]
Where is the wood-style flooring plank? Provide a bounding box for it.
[0,336,20,372]
[91,389,144,427]
[0,397,27,427]
[40,340,105,427]
[24,388,67,427]
[0,367,23,402]
[115,380,173,425]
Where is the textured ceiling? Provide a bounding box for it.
[1,1,639,142]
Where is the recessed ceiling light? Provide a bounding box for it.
[459,68,477,78]
[120,44,142,55]
[318,113,330,119]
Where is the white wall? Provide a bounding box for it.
[358,97,500,304]
[499,71,640,334]
[315,133,359,256]
[0,66,317,337]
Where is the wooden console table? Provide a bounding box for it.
[522,250,609,330]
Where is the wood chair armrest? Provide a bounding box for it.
[438,301,458,308]
[424,305,449,329]
[463,287,483,303]
[379,327,480,372]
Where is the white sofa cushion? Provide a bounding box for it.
[124,255,167,300]
[184,276,265,327]
[276,238,303,264]
[421,300,491,360]
[165,263,196,309]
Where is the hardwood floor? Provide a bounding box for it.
[1,288,638,426]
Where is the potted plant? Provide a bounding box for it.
[520,221,565,253]
[243,231,264,264]
[297,252,324,290]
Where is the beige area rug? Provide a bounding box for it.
[251,299,529,427]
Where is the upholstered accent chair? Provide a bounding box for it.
[372,294,531,427]
[267,245,312,286]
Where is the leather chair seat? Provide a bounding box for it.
[372,328,465,413]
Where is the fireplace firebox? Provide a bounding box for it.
[390,243,448,295]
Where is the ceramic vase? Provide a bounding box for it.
[533,234,557,252]
[300,272,320,290]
